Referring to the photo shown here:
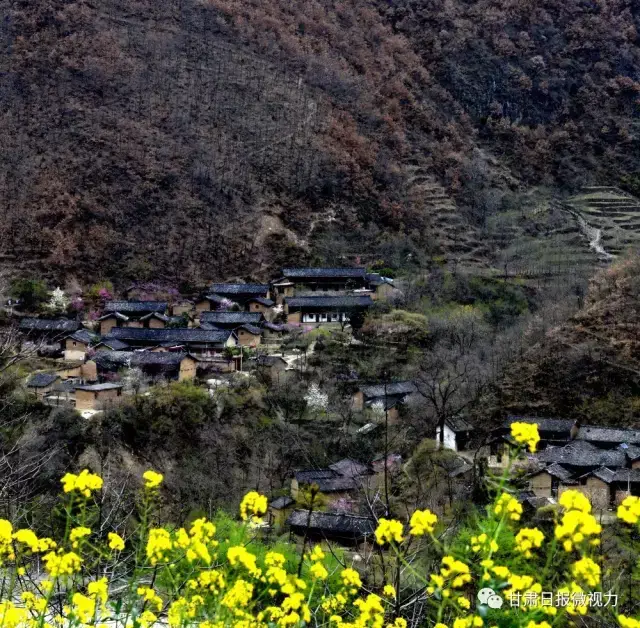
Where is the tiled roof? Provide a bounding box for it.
[575,426,640,445]
[98,312,129,322]
[294,468,357,492]
[504,416,575,433]
[106,328,233,344]
[104,301,167,314]
[27,373,59,388]
[620,444,640,461]
[20,318,80,333]
[94,338,130,350]
[209,284,269,295]
[139,312,171,322]
[359,381,416,398]
[93,351,188,370]
[286,510,375,537]
[329,459,371,478]
[286,295,374,308]
[270,496,294,510]
[579,467,616,484]
[537,463,576,483]
[200,312,263,325]
[262,322,287,332]
[613,469,640,483]
[67,329,99,345]
[294,469,338,483]
[247,297,274,307]
[75,383,123,392]
[282,268,367,279]
[536,441,627,468]
[446,416,474,432]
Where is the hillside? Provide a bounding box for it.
[483,256,640,425]
[1,0,639,285]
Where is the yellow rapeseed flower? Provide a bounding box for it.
[69,526,91,548]
[409,509,437,536]
[510,422,540,452]
[572,556,601,587]
[619,616,640,628]
[107,532,125,551]
[383,584,396,598]
[310,562,328,580]
[239,491,268,522]
[142,470,164,490]
[559,490,592,514]
[340,568,362,594]
[617,496,640,525]
[309,545,325,561]
[42,551,82,577]
[493,493,522,521]
[375,518,404,545]
[61,469,103,497]
[514,527,544,558]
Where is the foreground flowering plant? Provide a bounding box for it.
[0,425,637,627]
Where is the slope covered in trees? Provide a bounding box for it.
[0,0,639,284]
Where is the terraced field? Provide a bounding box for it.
[565,186,640,258]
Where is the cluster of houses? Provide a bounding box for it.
[20,268,394,413]
[491,417,640,512]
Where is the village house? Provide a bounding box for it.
[290,469,359,503]
[199,311,263,330]
[92,351,198,382]
[26,373,60,399]
[74,383,123,411]
[99,301,168,335]
[352,381,417,423]
[19,318,81,346]
[435,417,474,452]
[267,496,295,530]
[246,297,275,317]
[365,273,396,300]
[235,325,262,347]
[194,294,235,313]
[93,338,130,351]
[261,322,288,344]
[286,510,376,546]
[63,329,99,361]
[254,355,288,380]
[197,284,270,311]
[272,268,369,303]
[284,295,373,325]
[104,328,237,356]
[171,300,194,316]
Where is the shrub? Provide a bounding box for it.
[9,279,48,311]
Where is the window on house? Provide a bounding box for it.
[319,313,328,322]
[303,313,316,322]
[331,312,339,322]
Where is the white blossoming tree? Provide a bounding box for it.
[47,287,69,312]
[304,383,328,415]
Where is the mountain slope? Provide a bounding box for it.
[1,0,639,285]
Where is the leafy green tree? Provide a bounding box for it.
[9,279,48,311]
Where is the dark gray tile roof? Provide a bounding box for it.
[620,444,640,461]
[270,496,294,510]
[75,383,123,392]
[286,295,374,308]
[359,381,416,398]
[286,510,375,537]
[579,467,616,484]
[575,426,640,445]
[67,329,99,345]
[366,273,394,286]
[282,268,367,279]
[537,463,576,483]
[536,441,627,468]
[201,294,232,305]
[93,351,188,370]
[248,297,274,307]
[209,284,269,295]
[27,373,59,388]
[446,416,474,432]
[262,322,287,332]
[104,301,167,314]
[329,459,371,478]
[613,469,640,483]
[139,312,171,322]
[200,311,263,325]
[504,416,575,432]
[94,339,130,350]
[295,469,338,483]
[106,328,233,345]
[98,312,129,322]
[20,318,80,333]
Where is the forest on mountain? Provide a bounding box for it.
[0,0,638,286]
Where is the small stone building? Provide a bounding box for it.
[26,373,60,399]
[246,297,275,316]
[236,324,262,347]
[64,329,99,361]
[75,383,123,411]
